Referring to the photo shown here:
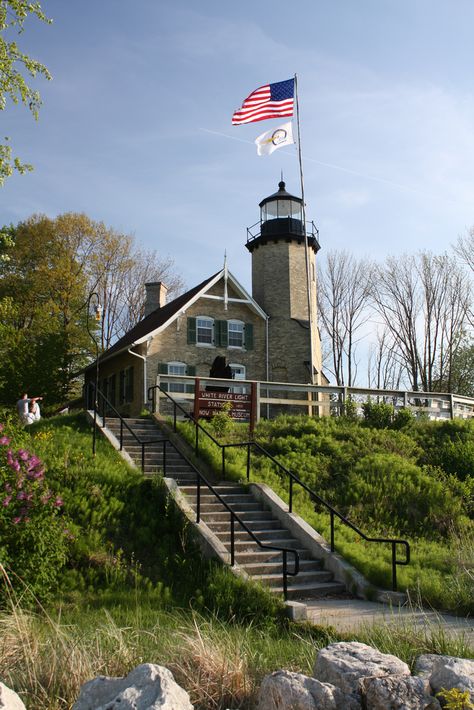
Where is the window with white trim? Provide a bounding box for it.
[230,364,246,393]
[167,361,186,392]
[196,316,214,345]
[228,320,244,348]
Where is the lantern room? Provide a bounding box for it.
[259,180,304,237]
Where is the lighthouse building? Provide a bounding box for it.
[86,181,324,415]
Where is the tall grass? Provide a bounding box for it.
[0,586,471,710]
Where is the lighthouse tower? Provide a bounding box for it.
[245,180,322,385]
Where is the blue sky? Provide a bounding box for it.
[2,0,474,293]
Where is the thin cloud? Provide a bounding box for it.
[199,127,444,200]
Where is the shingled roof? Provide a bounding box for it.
[87,271,220,369]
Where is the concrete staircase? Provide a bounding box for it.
[103,416,347,601]
[180,483,346,599]
[105,417,197,484]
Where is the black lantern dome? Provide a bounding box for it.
[259,180,304,237]
[246,180,320,253]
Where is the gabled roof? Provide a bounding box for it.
[89,267,267,368]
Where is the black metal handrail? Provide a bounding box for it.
[156,435,299,599]
[225,440,409,591]
[148,384,410,591]
[87,383,163,471]
[148,385,300,600]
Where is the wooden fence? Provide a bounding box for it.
[152,376,474,421]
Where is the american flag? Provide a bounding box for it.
[232,79,294,125]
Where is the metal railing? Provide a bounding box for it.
[87,383,163,471]
[148,384,410,591]
[156,436,299,599]
[87,383,299,599]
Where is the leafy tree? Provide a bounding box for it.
[433,336,474,397]
[0,213,184,404]
[0,214,93,402]
[0,1,52,184]
[0,223,15,259]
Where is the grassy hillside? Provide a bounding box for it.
[0,410,283,621]
[178,411,474,614]
[0,409,472,708]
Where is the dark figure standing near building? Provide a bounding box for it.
[207,356,233,392]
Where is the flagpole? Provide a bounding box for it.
[294,73,315,385]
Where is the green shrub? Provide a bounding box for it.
[178,413,473,613]
[343,453,466,536]
[413,419,474,481]
[392,407,415,429]
[0,420,69,602]
[341,398,359,421]
[362,401,395,429]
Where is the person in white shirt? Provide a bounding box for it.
[25,400,41,425]
[16,394,42,425]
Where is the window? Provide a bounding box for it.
[167,361,186,393]
[228,320,244,348]
[109,374,116,407]
[230,364,246,393]
[125,366,134,402]
[187,317,253,350]
[119,370,125,403]
[158,362,196,394]
[196,317,214,345]
[119,367,134,404]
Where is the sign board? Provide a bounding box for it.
[193,379,257,430]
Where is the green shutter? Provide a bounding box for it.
[245,323,254,350]
[187,317,196,344]
[216,320,228,347]
[158,362,168,392]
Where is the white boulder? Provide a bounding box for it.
[314,642,410,696]
[428,656,474,698]
[256,669,360,710]
[0,682,26,710]
[360,674,441,709]
[73,663,193,710]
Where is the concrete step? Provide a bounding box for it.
[216,529,298,543]
[202,518,283,533]
[251,569,334,588]
[242,558,323,574]
[232,549,313,565]
[180,485,244,495]
[270,581,347,600]
[198,509,275,522]
[102,417,349,603]
[221,538,303,552]
[183,493,260,507]
[184,500,263,514]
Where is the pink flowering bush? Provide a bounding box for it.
[0,421,69,602]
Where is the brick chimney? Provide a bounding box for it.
[144,281,168,317]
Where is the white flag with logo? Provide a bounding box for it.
[255,121,294,156]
